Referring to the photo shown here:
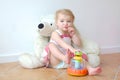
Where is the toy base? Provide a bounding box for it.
[67,68,88,76]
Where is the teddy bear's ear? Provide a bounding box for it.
[40,15,55,24]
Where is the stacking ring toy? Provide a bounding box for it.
[67,51,88,76]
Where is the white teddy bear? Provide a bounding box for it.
[19,15,100,68]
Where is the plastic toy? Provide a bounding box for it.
[67,51,88,76]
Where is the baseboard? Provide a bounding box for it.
[0,52,21,63]
[101,46,120,54]
[0,46,120,63]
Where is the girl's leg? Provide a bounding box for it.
[48,43,71,67]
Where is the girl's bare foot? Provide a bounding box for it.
[64,49,72,64]
[87,66,102,76]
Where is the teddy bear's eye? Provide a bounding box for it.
[50,23,52,26]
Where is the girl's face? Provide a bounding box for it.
[56,13,74,33]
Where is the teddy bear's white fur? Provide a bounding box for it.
[19,15,100,68]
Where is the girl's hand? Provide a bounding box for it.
[68,27,75,37]
[67,49,74,58]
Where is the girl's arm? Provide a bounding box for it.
[68,27,82,48]
[51,31,76,53]
[71,33,82,48]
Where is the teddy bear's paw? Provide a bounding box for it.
[88,54,100,68]
[19,53,44,68]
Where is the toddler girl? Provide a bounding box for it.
[41,9,101,75]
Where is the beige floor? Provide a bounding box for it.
[0,53,120,80]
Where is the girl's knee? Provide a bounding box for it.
[48,43,57,51]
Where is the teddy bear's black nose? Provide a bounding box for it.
[38,23,44,29]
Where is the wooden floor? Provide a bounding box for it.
[0,53,120,80]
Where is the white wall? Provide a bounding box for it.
[0,0,120,57]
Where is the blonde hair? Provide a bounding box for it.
[55,9,80,34]
[55,9,75,22]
